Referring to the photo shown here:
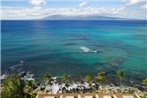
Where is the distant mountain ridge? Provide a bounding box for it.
[43,14,126,20]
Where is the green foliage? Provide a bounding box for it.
[117,69,124,80]
[142,78,147,85]
[140,96,145,98]
[1,74,25,98]
[25,80,35,86]
[25,80,36,94]
[24,93,36,98]
[44,74,52,82]
[97,71,106,84]
[1,74,36,98]
[85,74,94,83]
[62,74,70,81]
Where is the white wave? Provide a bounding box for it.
[22,71,35,81]
[0,74,7,80]
[80,46,92,52]
[93,50,97,53]
[9,60,24,70]
[80,46,100,53]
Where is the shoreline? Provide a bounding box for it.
[1,71,147,92]
[1,71,147,98]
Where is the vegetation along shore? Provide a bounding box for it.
[1,69,147,98]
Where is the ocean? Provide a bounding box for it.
[1,20,147,83]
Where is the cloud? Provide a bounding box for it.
[30,0,46,7]
[1,6,137,20]
[1,0,147,20]
[111,7,126,14]
[79,1,89,8]
[123,0,147,11]
[1,7,47,19]
[140,4,147,9]
[129,0,144,5]
[123,0,146,5]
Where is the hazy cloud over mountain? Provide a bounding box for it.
[1,0,147,20]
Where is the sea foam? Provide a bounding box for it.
[80,46,91,52]
[80,46,99,53]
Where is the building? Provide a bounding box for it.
[36,93,140,98]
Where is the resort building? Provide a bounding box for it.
[36,93,140,98]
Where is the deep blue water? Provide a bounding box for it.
[1,20,147,82]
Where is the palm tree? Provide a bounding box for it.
[25,80,36,94]
[61,74,70,93]
[85,74,94,83]
[62,74,70,82]
[1,74,36,98]
[97,71,106,83]
[44,74,52,83]
[1,74,25,98]
[142,78,147,85]
[117,69,124,86]
[97,71,106,88]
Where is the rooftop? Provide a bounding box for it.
[36,93,140,98]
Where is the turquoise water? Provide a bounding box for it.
[1,20,147,82]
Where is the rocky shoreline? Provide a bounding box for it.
[1,70,147,93]
[1,61,147,92]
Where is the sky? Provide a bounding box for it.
[1,0,147,20]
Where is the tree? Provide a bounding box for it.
[142,78,147,85]
[1,74,25,98]
[97,71,106,84]
[117,69,124,86]
[25,80,35,87]
[62,74,70,82]
[25,80,36,94]
[1,74,36,98]
[44,74,52,83]
[85,74,94,83]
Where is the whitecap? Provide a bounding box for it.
[0,74,7,80]
[80,46,92,52]
[80,46,101,53]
